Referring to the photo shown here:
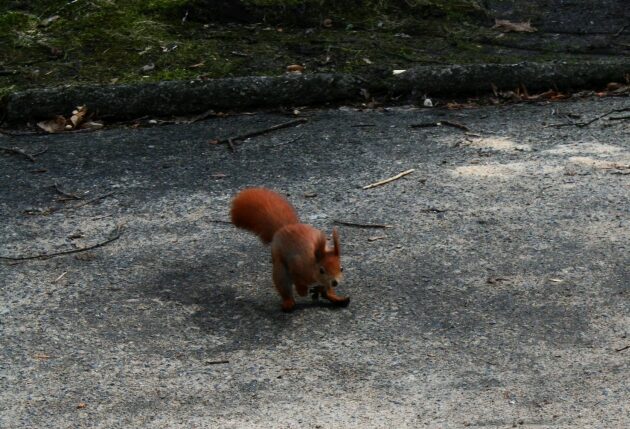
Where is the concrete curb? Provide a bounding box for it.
[2,61,629,123]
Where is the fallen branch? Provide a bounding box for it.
[334,220,393,229]
[0,226,123,261]
[210,118,308,149]
[363,169,415,190]
[0,145,37,162]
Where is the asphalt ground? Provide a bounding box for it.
[1,96,629,428]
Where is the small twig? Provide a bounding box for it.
[363,169,415,190]
[410,122,439,129]
[608,114,630,121]
[206,360,229,365]
[31,147,48,157]
[0,129,43,137]
[440,120,470,132]
[64,192,114,210]
[0,145,37,162]
[208,219,232,224]
[614,345,629,352]
[52,183,83,200]
[410,120,469,131]
[576,107,630,127]
[351,123,376,127]
[334,220,393,229]
[0,226,123,261]
[211,118,308,148]
[613,24,628,37]
[420,207,448,213]
[227,137,235,152]
[367,235,386,242]
[270,134,302,148]
[547,107,630,128]
[188,109,217,124]
[53,271,67,282]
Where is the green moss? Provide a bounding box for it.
[0,1,602,94]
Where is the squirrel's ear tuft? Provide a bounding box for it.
[332,227,340,256]
[314,234,326,261]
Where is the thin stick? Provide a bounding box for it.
[65,192,114,210]
[614,345,629,352]
[363,169,415,190]
[410,122,439,129]
[0,226,122,261]
[440,120,470,131]
[576,107,630,127]
[208,219,232,224]
[410,120,469,131]
[0,145,36,162]
[548,107,630,128]
[32,147,48,157]
[52,183,83,200]
[334,220,393,229]
[188,109,217,124]
[53,271,67,282]
[206,360,229,365]
[608,114,630,121]
[367,236,386,242]
[213,118,308,146]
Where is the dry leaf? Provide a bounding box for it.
[493,19,537,33]
[37,116,67,133]
[607,82,623,91]
[140,63,155,72]
[40,15,60,27]
[70,105,87,128]
[80,121,104,131]
[286,64,304,74]
[76,403,87,409]
[33,353,52,360]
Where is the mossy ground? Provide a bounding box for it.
[0,0,602,97]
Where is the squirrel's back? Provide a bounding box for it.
[230,188,299,244]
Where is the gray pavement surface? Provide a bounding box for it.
[1,97,629,428]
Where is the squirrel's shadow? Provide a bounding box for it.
[143,258,349,351]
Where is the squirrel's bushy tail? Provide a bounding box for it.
[230,188,299,244]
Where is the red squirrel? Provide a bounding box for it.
[230,187,349,312]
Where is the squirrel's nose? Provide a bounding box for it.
[332,280,338,287]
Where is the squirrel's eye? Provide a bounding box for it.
[319,267,325,274]
[340,267,344,272]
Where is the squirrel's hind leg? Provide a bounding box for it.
[272,260,295,312]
